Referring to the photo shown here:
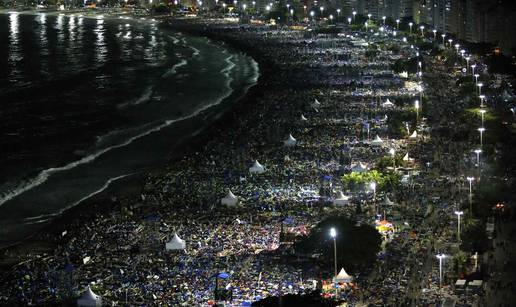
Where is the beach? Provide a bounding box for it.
[1,15,515,307]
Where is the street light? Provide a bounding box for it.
[454,211,464,243]
[320,6,324,17]
[441,33,446,44]
[396,19,400,29]
[432,29,437,39]
[474,74,479,84]
[478,127,485,147]
[409,22,413,34]
[471,64,476,76]
[448,38,453,47]
[465,56,470,69]
[382,16,386,25]
[436,254,446,288]
[389,148,396,169]
[479,109,486,126]
[367,13,371,21]
[474,148,482,169]
[419,25,425,36]
[352,11,356,23]
[414,99,420,121]
[370,181,377,215]
[477,82,483,95]
[336,8,340,22]
[330,228,337,276]
[347,17,351,25]
[467,176,475,203]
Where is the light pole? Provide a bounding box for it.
[382,16,386,25]
[415,99,420,121]
[454,211,463,243]
[467,176,474,213]
[330,228,337,276]
[436,254,446,288]
[409,22,413,34]
[471,64,476,76]
[441,34,446,45]
[347,17,351,25]
[336,8,340,22]
[419,25,425,36]
[370,181,377,216]
[477,82,483,95]
[367,13,371,21]
[352,11,356,23]
[479,109,486,127]
[389,148,396,170]
[478,127,485,147]
[432,29,437,39]
[465,56,470,69]
[474,74,479,84]
[320,6,324,18]
[396,19,399,30]
[448,38,453,48]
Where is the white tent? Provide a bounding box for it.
[166,233,186,251]
[249,160,265,174]
[333,268,353,283]
[333,191,350,205]
[381,99,395,108]
[77,286,102,307]
[283,134,297,147]
[300,114,308,121]
[221,190,238,206]
[370,135,384,146]
[351,162,369,173]
[384,196,395,206]
[402,153,414,162]
[409,130,418,139]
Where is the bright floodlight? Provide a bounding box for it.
[477,127,485,133]
[454,210,464,216]
[436,253,446,259]
[330,227,336,238]
[467,176,475,182]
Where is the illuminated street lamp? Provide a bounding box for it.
[414,99,420,121]
[396,19,400,29]
[367,13,371,20]
[477,82,483,95]
[370,181,377,214]
[382,16,386,25]
[352,10,356,23]
[465,56,470,68]
[454,211,464,243]
[474,74,479,84]
[441,33,446,44]
[320,6,324,17]
[478,127,485,147]
[330,228,337,276]
[336,8,340,21]
[474,148,482,169]
[389,148,396,169]
[419,25,425,36]
[432,29,437,39]
[408,22,413,34]
[448,38,453,47]
[436,254,446,288]
[347,17,351,25]
[467,176,475,213]
[479,109,486,126]
[471,64,476,76]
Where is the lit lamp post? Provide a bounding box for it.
[465,56,470,69]
[310,10,314,22]
[389,148,396,169]
[454,43,460,54]
[432,29,437,39]
[382,16,386,25]
[336,8,340,22]
[479,109,486,126]
[365,21,368,30]
[448,38,453,47]
[396,19,400,29]
[370,181,377,215]
[441,34,446,44]
[471,64,476,76]
[320,6,324,18]
[436,254,446,288]
[474,74,479,84]
[419,25,425,36]
[408,22,413,34]
[352,11,356,23]
[454,211,464,243]
[367,13,371,21]
[478,127,485,147]
[477,82,483,95]
[330,228,337,276]
[347,17,351,25]
[415,99,420,121]
[467,176,475,213]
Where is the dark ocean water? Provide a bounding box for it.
[0,12,259,247]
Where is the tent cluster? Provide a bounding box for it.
[166,233,186,251]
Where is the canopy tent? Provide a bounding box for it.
[166,233,186,251]
[381,99,395,108]
[409,130,418,139]
[383,196,395,206]
[333,268,353,283]
[351,162,369,173]
[283,134,297,147]
[221,190,238,206]
[333,191,350,205]
[370,135,384,146]
[402,153,414,162]
[77,286,102,307]
[300,114,308,121]
[249,160,265,174]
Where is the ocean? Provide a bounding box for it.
[0,11,259,247]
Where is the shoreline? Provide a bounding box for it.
[0,17,267,259]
